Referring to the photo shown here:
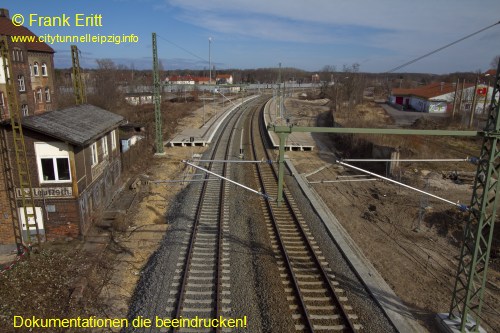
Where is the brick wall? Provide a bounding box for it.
[41,199,80,241]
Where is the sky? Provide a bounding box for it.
[5,0,500,74]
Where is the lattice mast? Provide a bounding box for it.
[448,59,500,332]
[0,36,41,250]
[71,45,87,105]
[152,32,164,154]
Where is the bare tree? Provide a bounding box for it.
[491,55,500,69]
[88,59,122,111]
[320,65,336,82]
[340,63,364,115]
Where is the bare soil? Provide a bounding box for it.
[285,97,500,332]
[0,98,215,333]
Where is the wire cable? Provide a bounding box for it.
[157,34,208,64]
[386,20,500,73]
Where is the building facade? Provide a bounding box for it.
[0,8,56,120]
[390,82,494,114]
[0,105,124,244]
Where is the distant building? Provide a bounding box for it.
[165,75,212,85]
[0,8,56,120]
[311,74,320,83]
[216,74,233,85]
[390,82,494,114]
[124,92,154,105]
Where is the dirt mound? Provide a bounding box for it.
[409,116,449,130]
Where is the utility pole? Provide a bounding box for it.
[452,78,460,119]
[445,59,500,333]
[152,32,164,155]
[277,63,282,119]
[468,77,479,128]
[482,79,490,114]
[209,37,212,85]
[268,62,500,333]
[71,45,86,105]
[458,79,465,116]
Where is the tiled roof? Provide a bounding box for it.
[484,69,496,77]
[0,16,54,53]
[167,75,210,82]
[392,82,475,99]
[21,104,124,146]
[216,74,232,79]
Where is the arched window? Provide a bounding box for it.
[41,63,48,76]
[44,87,51,102]
[36,88,42,103]
[18,75,25,92]
[21,104,28,116]
[33,62,39,76]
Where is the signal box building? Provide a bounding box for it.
[0,104,124,244]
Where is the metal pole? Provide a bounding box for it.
[482,79,490,114]
[152,33,164,154]
[309,179,378,184]
[194,159,273,163]
[209,37,212,85]
[277,132,287,206]
[452,77,460,119]
[447,58,500,332]
[458,79,465,116]
[468,77,479,129]
[342,158,469,162]
[239,129,244,158]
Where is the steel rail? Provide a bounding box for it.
[252,103,358,332]
[172,96,261,331]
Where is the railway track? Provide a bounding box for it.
[250,104,362,332]
[166,97,264,332]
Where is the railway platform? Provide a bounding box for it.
[168,95,259,147]
[264,97,316,151]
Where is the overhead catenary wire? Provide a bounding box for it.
[336,160,468,211]
[385,20,500,73]
[156,34,208,63]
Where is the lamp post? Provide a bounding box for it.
[209,37,212,85]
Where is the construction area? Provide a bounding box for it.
[1,5,500,333]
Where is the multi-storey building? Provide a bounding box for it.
[0,8,56,120]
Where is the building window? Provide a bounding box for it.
[21,104,28,116]
[0,92,4,107]
[39,158,71,181]
[36,88,42,103]
[12,49,23,62]
[35,142,71,183]
[18,75,25,92]
[41,63,48,76]
[45,87,51,102]
[102,136,108,157]
[29,64,33,76]
[33,62,39,76]
[90,142,98,166]
[111,130,116,150]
